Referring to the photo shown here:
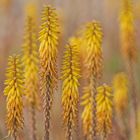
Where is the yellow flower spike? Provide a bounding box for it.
[23,15,40,109]
[61,37,80,140]
[96,84,113,139]
[81,21,103,138]
[4,55,24,139]
[22,11,40,140]
[81,85,93,139]
[39,5,60,140]
[120,0,137,61]
[113,72,128,115]
[39,5,60,88]
[82,21,103,79]
[120,0,138,129]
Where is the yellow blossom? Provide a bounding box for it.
[96,84,113,138]
[22,16,40,109]
[61,37,80,139]
[120,0,137,61]
[113,72,128,114]
[4,55,24,137]
[82,21,103,79]
[81,21,103,138]
[39,5,60,139]
[81,85,93,138]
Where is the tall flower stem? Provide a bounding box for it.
[30,103,37,140]
[127,60,138,129]
[61,37,80,140]
[119,0,138,131]
[92,76,98,139]
[39,5,60,140]
[81,21,103,139]
[22,12,39,140]
[43,74,52,140]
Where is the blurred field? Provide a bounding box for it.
[0,0,140,140]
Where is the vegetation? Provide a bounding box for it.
[0,0,140,140]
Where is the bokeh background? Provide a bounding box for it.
[0,0,140,140]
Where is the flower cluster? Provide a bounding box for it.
[4,55,24,137]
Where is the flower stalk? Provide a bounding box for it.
[39,5,60,140]
[23,4,40,138]
[61,37,80,140]
[81,21,103,139]
[120,0,138,129]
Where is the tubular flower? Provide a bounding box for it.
[4,55,24,137]
[120,0,137,61]
[81,21,103,137]
[39,5,60,87]
[113,72,128,114]
[22,16,39,109]
[81,83,93,139]
[22,13,39,140]
[61,37,80,140]
[96,84,113,138]
[120,0,138,129]
[39,5,60,140]
[82,21,103,79]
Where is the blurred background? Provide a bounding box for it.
[0,0,140,140]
